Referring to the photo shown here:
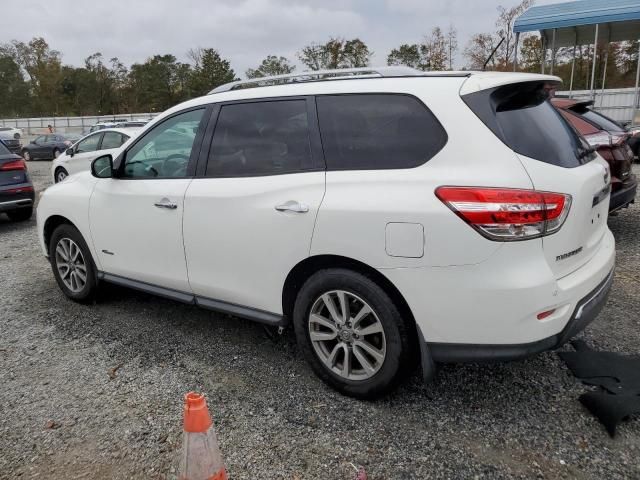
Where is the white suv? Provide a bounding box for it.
[37,67,615,398]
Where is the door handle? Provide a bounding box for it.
[275,201,309,213]
[154,198,178,210]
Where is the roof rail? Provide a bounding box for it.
[208,66,465,94]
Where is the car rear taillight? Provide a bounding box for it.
[584,132,611,148]
[435,187,572,241]
[0,159,27,171]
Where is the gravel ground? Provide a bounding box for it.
[1,161,639,480]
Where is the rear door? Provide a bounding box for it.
[462,80,610,278]
[183,97,325,315]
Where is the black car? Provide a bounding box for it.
[21,134,79,161]
[0,139,34,221]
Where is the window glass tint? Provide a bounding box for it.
[317,94,447,170]
[101,131,123,150]
[76,133,102,153]
[578,109,625,133]
[463,82,595,168]
[34,136,45,143]
[0,140,10,155]
[207,100,312,177]
[123,108,204,178]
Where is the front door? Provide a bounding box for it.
[183,98,326,315]
[89,108,207,292]
[66,132,103,175]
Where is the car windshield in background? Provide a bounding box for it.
[463,81,595,168]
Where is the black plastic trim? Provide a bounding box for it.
[97,271,285,326]
[609,179,637,213]
[428,268,614,363]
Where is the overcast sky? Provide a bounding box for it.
[4,0,559,76]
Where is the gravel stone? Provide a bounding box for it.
[0,161,639,479]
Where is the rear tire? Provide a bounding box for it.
[49,224,98,303]
[53,148,61,159]
[6,208,32,222]
[293,268,411,399]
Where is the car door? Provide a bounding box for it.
[66,133,103,175]
[89,107,208,293]
[183,98,326,316]
[30,136,47,158]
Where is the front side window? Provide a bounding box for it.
[76,133,102,154]
[206,100,312,177]
[34,136,45,144]
[317,94,447,170]
[123,109,204,178]
[101,131,124,150]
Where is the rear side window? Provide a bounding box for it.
[101,131,124,149]
[317,94,447,170]
[0,141,9,155]
[463,82,594,168]
[206,100,313,177]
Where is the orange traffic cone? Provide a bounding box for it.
[179,392,227,480]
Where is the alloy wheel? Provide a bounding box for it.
[56,169,67,182]
[54,237,87,293]
[308,290,386,381]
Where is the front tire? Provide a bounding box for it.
[53,148,61,159]
[293,268,411,399]
[22,149,31,161]
[49,224,98,303]
[54,167,68,183]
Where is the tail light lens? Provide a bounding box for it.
[0,159,27,171]
[584,132,611,147]
[435,187,572,241]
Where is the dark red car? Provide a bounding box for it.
[551,97,636,213]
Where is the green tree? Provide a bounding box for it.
[387,27,455,71]
[298,38,372,70]
[129,54,190,112]
[187,48,237,96]
[0,55,29,116]
[246,55,295,78]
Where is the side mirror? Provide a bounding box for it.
[91,154,113,178]
[66,147,74,157]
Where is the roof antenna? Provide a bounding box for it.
[483,37,505,71]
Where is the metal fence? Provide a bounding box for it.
[0,113,158,140]
[556,87,639,124]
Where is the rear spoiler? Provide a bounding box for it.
[459,72,561,96]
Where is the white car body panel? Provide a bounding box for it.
[183,172,325,313]
[89,177,193,291]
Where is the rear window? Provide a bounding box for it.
[316,94,447,170]
[463,82,595,168]
[572,107,625,133]
[0,140,10,155]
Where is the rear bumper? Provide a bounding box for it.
[428,268,614,362]
[609,177,637,212]
[0,183,35,212]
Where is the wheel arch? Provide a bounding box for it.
[43,215,77,255]
[283,254,416,332]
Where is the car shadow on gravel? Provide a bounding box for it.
[0,216,36,233]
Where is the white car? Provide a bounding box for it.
[51,128,140,183]
[37,67,615,398]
